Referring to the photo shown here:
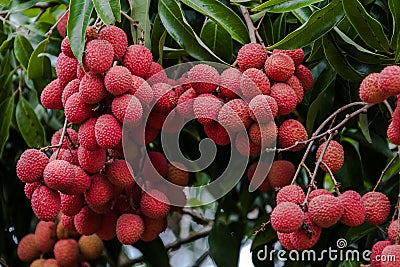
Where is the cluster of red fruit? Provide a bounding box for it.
[17,219,103,266]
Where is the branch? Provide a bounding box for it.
[121,11,145,44]
[240,6,257,43]
[321,161,341,195]
[193,251,209,267]
[181,208,213,225]
[46,9,68,37]
[253,220,270,236]
[40,118,68,155]
[373,153,399,191]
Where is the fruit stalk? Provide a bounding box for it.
[240,6,257,43]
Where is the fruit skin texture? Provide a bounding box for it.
[95,114,122,149]
[31,185,61,221]
[270,202,304,233]
[74,206,102,235]
[51,127,78,149]
[308,189,332,203]
[152,83,178,112]
[84,39,114,74]
[16,149,49,183]
[309,195,343,228]
[188,64,220,94]
[388,219,399,244]
[60,193,84,216]
[237,43,268,72]
[24,182,40,200]
[276,185,305,205]
[177,88,197,118]
[116,214,144,244]
[193,94,223,125]
[316,140,344,173]
[77,146,106,174]
[56,52,78,85]
[141,217,167,242]
[235,131,261,157]
[267,160,295,188]
[57,11,68,38]
[140,189,170,219]
[370,240,392,267]
[247,161,272,192]
[270,83,297,115]
[105,66,133,95]
[43,159,74,192]
[62,79,80,106]
[99,25,128,60]
[123,44,153,78]
[78,234,104,260]
[248,122,277,147]
[35,221,57,253]
[286,75,304,104]
[54,239,80,266]
[265,53,295,82]
[17,233,41,262]
[112,94,143,123]
[106,159,134,187]
[295,64,314,91]
[41,79,64,110]
[240,68,270,100]
[273,48,304,66]
[362,191,391,225]
[218,99,252,132]
[381,245,400,267]
[290,213,322,250]
[85,174,114,207]
[249,95,278,122]
[388,119,400,145]
[78,118,99,151]
[359,73,388,103]
[220,68,242,99]
[64,92,95,124]
[338,190,365,226]
[61,37,74,58]
[277,232,296,250]
[96,211,118,240]
[79,71,106,104]
[379,66,400,96]
[204,121,230,146]
[278,119,308,152]
[166,162,189,186]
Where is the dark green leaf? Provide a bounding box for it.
[252,0,324,13]
[200,19,233,63]
[230,0,260,9]
[151,15,166,61]
[27,39,52,91]
[133,238,169,267]
[250,225,276,251]
[180,0,249,44]
[0,96,15,157]
[14,34,33,69]
[291,6,313,23]
[209,222,241,266]
[16,97,46,147]
[307,38,324,62]
[343,0,391,52]
[359,114,372,143]
[67,0,94,64]
[389,0,400,45]
[322,33,363,82]
[92,0,116,25]
[258,14,274,46]
[336,141,365,189]
[273,13,287,42]
[267,0,344,49]
[0,37,14,53]
[163,48,189,59]
[158,0,225,63]
[345,223,376,244]
[110,0,121,22]
[131,0,151,48]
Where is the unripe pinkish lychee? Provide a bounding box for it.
[362,192,390,225]
[188,64,220,94]
[308,195,343,228]
[193,94,223,124]
[16,149,49,183]
[31,185,61,221]
[271,202,304,233]
[265,53,295,82]
[17,234,41,262]
[240,68,270,100]
[79,71,106,104]
[316,140,344,173]
[35,221,57,253]
[237,43,267,72]
[41,79,64,110]
[56,52,78,85]
[379,66,400,96]
[278,119,308,152]
[338,190,365,227]
[267,160,295,188]
[220,68,241,99]
[249,95,278,122]
[84,39,114,74]
[276,185,305,205]
[78,234,104,261]
[116,214,144,244]
[270,83,297,115]
[123,44,153,78]
[54,238,80,266]
[359,73,388,103]
[95,114,122,149]
[99,25,128,60]
[218,99,252,132]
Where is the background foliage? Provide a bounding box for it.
[1,0,400,266]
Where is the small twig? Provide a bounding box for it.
[181,208,213,226]
[240,6,257,43]
[193,251,209,267]
[0,15,19,29]
[253,220,270,236]
[255,31,266,48]
[301,162,313,179]
[232,60,238,67]
[46,9,68,37]
[321,161,341,195]
[384,100,394,115]
[373,153,399,191]
[121,11,145,44]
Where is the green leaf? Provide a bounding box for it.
[267,0,344,49]
[16,97,46,147]
[27,39,52,91]
[14,34,34,70]
[291,6,313,24]
[272,13,287,42]
[180,0,249,44]
[0,96,15,157]
[110,0,121,22]
[252,0,324,13]
[131,0,151,49]
[0,37,14,53]
[359,114,372,143]
[92,0,116,25]
[344,223,376,244]
[258,14,274,46]
[342,0,391,52]
[209,222,241,267]
[67,0,94,64]
[200,19,233,63]
[322,33,363,82]
[250,226,276,251]
[158,0,226,63]
[151,15,166,61]
[389,0,400,61]
[133,238,169,267]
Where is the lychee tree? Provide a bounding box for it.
[1,0,400,266]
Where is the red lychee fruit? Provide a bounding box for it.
[265,53,295,82]
[316,140,344,173]
[278,119,308,152]
[240,68,270,100]
[166,162,189,186]
[56,52,78,85]
[106,159,134,187]
[220,68,242,99]
[237,43,267,72]
[16,149,48,183]
[41,79,64,110]
[338,190,365,227]
[51,127,78,149]
[31,185,61,221]
[379,65,400,96]
[50,148,78,165]
[62,165,91,195]
[308,195,343,228]
[273,48,304,66]
[78,118,99,151]
[79,71,106,104]
[362,192,390,225]
[56,11,68,38]
[270,83,297,115]
[388,219,399,244]
[74,206,102,235]
[235,131,261,156]
[61,37,74,58]
[286,75,304,104]
[142,151,168,178]
[84,39,114,74]
[61,213,78,234]
[249,95,278,122]
[204,121,230,146]
[78,234,104,261]
[247,161,272,192]
[85,174,114,207]
[95,114,122,149]
[248,122,277,147]
[130,75,154,106]
[218,99,252,132]
[24,182,40,200]
[99,25,128,60]
[54,239,80,266]
[112,94,143,124]
[290,213,322,250]
[370,240,392,267]
[17,234,41,262]
[308,189,332,203]
[381,245,400,267]
[35,221,57,253]
[62,78,80,106]
[387,119,400,145]
[140,189,170,219]
[295,64,314,91]
[359,73,388,103]
[64,92,95,124]
[123,44,153,78]
[60,193,84,216]
[188,64,220,94]
[267,160,295,188]
[77,146,106,174]
[271,202,304,233]
[104,66,133,96]
[276,185,305,205]
[116,214,144,244]
[141,217,167,242]
[146,62,168,84]
[96,211,118,240]
[277,232,296,250]
[177,88,197,119]
[152,82,178,112]
[193,94,223,124]
[43,159,75,192]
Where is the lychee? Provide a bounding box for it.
[235,131,261,156]
[24,182,40,200]
[130,75,154,106]
[248,122,277,147]
[271,202,304,233]
[308,195,343,228]
[77,146,106,174]
[177,88,197,118]
[248,95,278,122]
[16,149,48,183]
[123,44,153,78]
[105,66,133,96]
[99,25,128,60]
[359,73,388,103]
[61,78,80,106]
[152,82,178,112]
[78,118,99,150]
[387,120,400,145]
[290,213,321,250]
[166,162,189,186]
[219,68,242,99]
[270,83,297,115]
[78,234,104,260]
[203,121,230,146]
[267,160,295,188]
[388,219,399,244]
[62,165,91,195]
[276,185,305,205]
[362,192,390,225]
[379,66,400,96]
[247,161,272,192]
[146,62,168,84]
[264,53,295,82]
[79,71,106,104]
[278,119,308,152]
[286,75,304,104]
[51,128,78,149]
[116,214,144,244]
[188,64,220,94]
[85,174,114,207]
[74,206,102,235]
[17,233,41,262]
[193,94,223,125]
[112,94,143,124]
[106,159,134,187]
[370,240,392,267]
[277,232,296,250]
[60,193,83,216]
[316,140,344,173]
[240,68,270,100]
[237,43,267,72]
[273,48,304,66]
[338,190,365,226]
[96,211,118,240]
[61,37,74,58]
[34,221,57,253]
[295,64,314,91]
[141,217,167,242]
[54,239,80,266]
[43,159,75,191]
[308,189,332,203]
[95,114,122,149]
[218,99,252,132]
[381,245,400,267]
[56,11,68,38]
[41,79,64,110]
[31,185,61,221]
[83,39,114,74]
[56,52,78,85]
[64,92,95,124]
[140,189,170,219]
